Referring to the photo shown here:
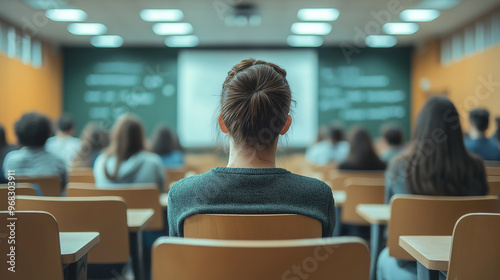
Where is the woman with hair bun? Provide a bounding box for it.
[168,58,335,237]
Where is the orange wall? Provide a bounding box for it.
[0,43,62,144]
[411,40,500,136]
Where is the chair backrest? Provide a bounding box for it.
[487,176,500,196]
[0,211,63,280]
[0,184,36,210]
[17,176,62,196]
[152,237,369,280]
[15,196,129,264]
[184,214,322,240]
[447,213,500,280]
[388,195,500,260]
[66,184,164,231]
[342,182,385,225]
[327,170,385,190]
[486,166,500,176]
[69,168,95,183]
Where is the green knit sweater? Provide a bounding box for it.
[167,167,335,237]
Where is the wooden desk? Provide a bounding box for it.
[333,190,346,206]
[356,204,391,280]
[127,208,155,280]
[400,236,451,280]
[60,232,100,280]
[127,208,155,232]
[160,193,168,208]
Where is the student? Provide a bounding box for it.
[306,125,349,165]
[71,122,110,168]
[151,125,184,169]
[3,113,67,187]
[379,125,405,163]
[464,108,500,161]
[0,125,18,183]
[338,127,386,171]
[93,114,165,189]
[168,58,335,237]
[378,97,488,280]
[45,113,82,166]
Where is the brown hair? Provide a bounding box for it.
[151,125,180,155]
[398,97,487,195]
[72,122,110,168]
[342,127,386,170]
[220,58,292,150]
[104,114,146,180]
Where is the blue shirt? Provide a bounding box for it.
[464,137,500,161]
[159,150,185,169]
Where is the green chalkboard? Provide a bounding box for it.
[318,48,412,140]
[63,48,178,137]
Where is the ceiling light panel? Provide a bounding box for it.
[287,35,324,47]
[297,8,340,21]
[153,23,193,35]
[140,9,184,21]
[46,9,87,21]
[68,23,107,35]
[400,9,440,22]
[291,22,332,35]
[165,35,199,47]
[365,35,397,47]
[383,22,419,34]
[91,35,124,48]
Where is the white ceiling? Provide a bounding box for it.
[0,0,499,47]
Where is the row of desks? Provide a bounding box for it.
[355,204,450,280]
[62,208,155,280]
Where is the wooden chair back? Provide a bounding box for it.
[0,211,63,280]
[342,182,385,225]
[327,170,385,190]
[184,214,322,240]
[15,196,129,264]
[447,213,500,280]
[487,176,500,196]
[388,195,500,260]
[66,184,164,231]
[0,184,36,210]
[152,237,369,280]
[486,166,500,176]
[69,168,95,183]
[17,176,62,196]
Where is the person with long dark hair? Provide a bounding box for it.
[71,122,110,168]
[151,125,184,169]
[93,114,164,189]
[377,97,488,280]
[338,127,386,170]
[167,58,335,238]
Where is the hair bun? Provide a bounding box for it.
[223,58,287,89]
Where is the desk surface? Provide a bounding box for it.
[333,190,346,206]
[356,204,390,225]
[399,236,452,271]
[127,208,155,232]
[60,232,100,264]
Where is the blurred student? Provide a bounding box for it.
[378,97,488,280]
[338,127,386,171]
[494,117,500,147]
[0,125,18,183]
[93,114,164,189]
[464,108,500,161]
[306,125,349,165]
[45,113,82,166]
[168,58,335,237]
[151,125,184,169]
[71,122,110,168]
[379,125,405,163]
[3,113,67,187]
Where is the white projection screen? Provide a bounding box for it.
[178,49,318,147]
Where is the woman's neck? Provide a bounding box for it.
[226,141,277,168]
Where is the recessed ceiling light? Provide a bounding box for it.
[417,0,461,10]
[365,35,397,48]
[153,23,193,35]
[165,35,199,47]
[287,35,324,47]
[68,23,107,35]
[291,22,332,35]
[45,9,87,21]
[383,22,419,35]
[400,9,440,22]
[91,35,123,48]
[140,9,184,21]
[297,8,340,21]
